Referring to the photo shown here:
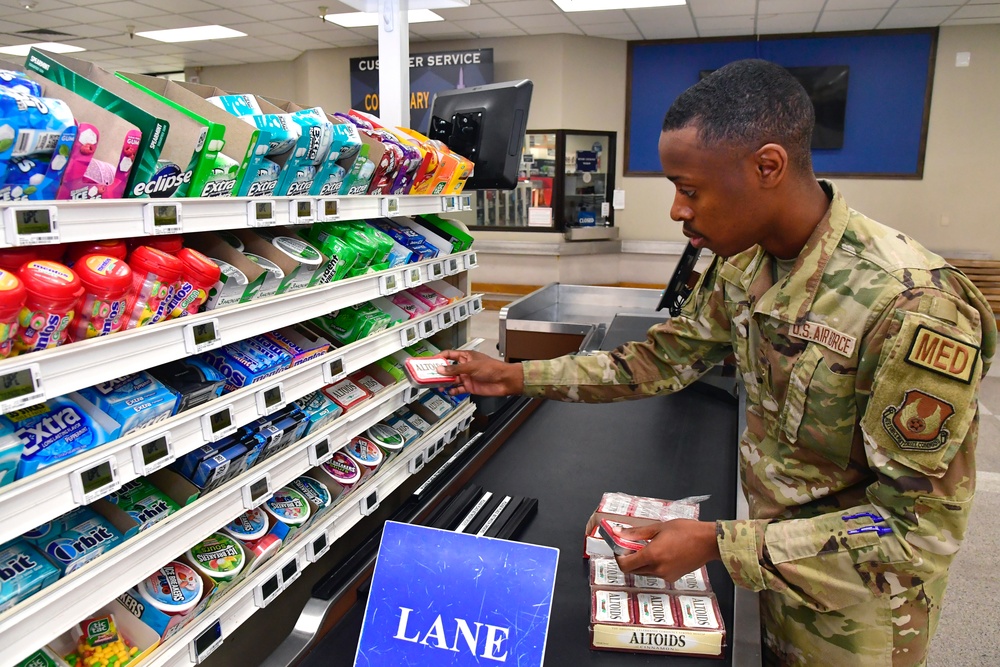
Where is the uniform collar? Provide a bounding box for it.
[752,180,847,325]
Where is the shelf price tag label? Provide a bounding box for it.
[247,200,277,227]
[405,385,422,403]
[71,456,119,505]
[437,309,455,330]
[319,198,340,221]
[289,199,315,224]
[254,572,282,609]
[460,195,473,211]
[360,486,380,516]
[3,206,59,246]
[419,317,437,338]
[403,266,422,288]
[281,556,302,586]
[425,439,439,462]
[408,451,425,474]
[308,436,334,466]
[0,363,43,414]
[255,383,286,416]
[143,203,183,235]
[242,473,271,510]
[429,262,444,280]
[442,196,459,212]
[190,620,223,663]
[601,202,610,218]
[132,432,174,476]
[379,272,403,296]
[455,303,470,321]
[323,356,346,384]
[464,252,478,270]
[400,325,418,347]
[202,404,237,442]
[381,197,400,217]
[183,318,222,354]
[445,257,461,275]
[471,296,484,314]
[306,530,331,562]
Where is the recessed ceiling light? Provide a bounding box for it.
[553,0,686,11]
[136,25,246,43]
[324,9,444,28]
[0,41,84,56]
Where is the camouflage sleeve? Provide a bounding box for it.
[718,274,996,612]
[521,258,734,403]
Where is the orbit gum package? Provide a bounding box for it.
[37,510,124,575]
[0,539,61,612]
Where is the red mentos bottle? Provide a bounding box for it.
[14,260,84,354]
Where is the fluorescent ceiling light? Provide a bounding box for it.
[0,42,84,56]
[324,9,444,27]
[136,25,246,43]
[553,0,685,11]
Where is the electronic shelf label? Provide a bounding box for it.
[437,309,455,329]
[131,432,174,476]
[323,356,346,384]
[308,436,334,467]
[420,317,437,338]
[143,203,183,236]
[408,451,425,474]
[255,383,286,416]
[242,473,271,510]
[319,198,340,222]
[456,302,470,321]
[281,556,301,586]
[380,197,400,217]
[379,272,403,296]
[289,199,315,224]
[0,363,43,413]
[306,530,331,562]
[190,621,223,663]
[254,572,282,609]
[247,200,277,227]
[360,486,380,516]
[71,456,119,505]
[460,195,473,211]
[3,205,60,246]
[202,403,237,442]
[429,262,445,280]
[403,266,422,288]
[464,251,478,270]
[445,256,461,275]
[183,318,222,354]
[400,325,418,347]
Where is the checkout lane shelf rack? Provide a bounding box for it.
[0,293,485,546]
[0,250,479,410]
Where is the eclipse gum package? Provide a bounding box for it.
[589,589,726,658]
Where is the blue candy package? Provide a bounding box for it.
[37,512,123,575]
[148,356,226,413]
[199,336,293,392]
[0,88,77,201]
[0,419,23,489]
[4,394,121,480]
[294,389,343,437]
[190,441,248,491]
[0,70,42,97]
[0,539,60,612]
[21,506,97,546]
[78,371,180,437]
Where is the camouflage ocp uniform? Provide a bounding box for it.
[521,182,996,666]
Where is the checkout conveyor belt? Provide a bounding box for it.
[291,320,750,665]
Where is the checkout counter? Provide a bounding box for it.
[250,284,762,666]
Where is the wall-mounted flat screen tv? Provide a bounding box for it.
[699,65,849,150]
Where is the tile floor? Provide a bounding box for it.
[467,308,1000,665]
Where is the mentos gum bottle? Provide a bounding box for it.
[128,234,183,255]
[65,239,127,267]
[69,255,132,342]
[165,248,221,319]
[0,244,63,273]
[0,69,42,97]
[122,246,183,330]
[14,260,82,354]
[0,269,25,358]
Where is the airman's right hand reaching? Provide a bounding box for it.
[434,349,525,397]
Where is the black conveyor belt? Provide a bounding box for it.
[303,391,740,666]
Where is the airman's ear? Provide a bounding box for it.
[754,143,787,188]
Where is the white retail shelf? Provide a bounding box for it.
[149,401,477,667]
[0,194,472,248]
[0,250,479,410]
[0,365,473,666]
[0,294,484,546]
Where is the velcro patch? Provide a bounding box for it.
[790,321,856,357]
[881,390,955,452]
[905,325,979,384]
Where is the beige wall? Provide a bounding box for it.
[192,24,999,257]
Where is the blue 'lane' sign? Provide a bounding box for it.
[354,521,559,666]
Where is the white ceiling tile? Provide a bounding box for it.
[240,4,315,21]
[270,17,341,33]
[451,16,519,31]
[879,6,958,28]
[637,22,698,40]
[952,3,1000,18]
[63,24,123,38]
[176,10,256,26]
[299,29,357,44]
[134,0,222,13]
[627,7,696,38]
[824,0,894,9]
[223,20,293,37]
[39,6,121,24]
[892,0,962,6]
[471,27,528,37]
[0,19,49,35]
[255,45,304,59]
[141,42,200,55]
[435,4,500,19]
[942,15,1000,24]
[565,9,629,25]
[689,0,756,18]
[519,22,583,35]
[261,33,330,50]
[756,11,819,34]
[700,25,755,37]
[2,11,77,29]
[486,0,558,17]
[695,15,755,31]
[758,0,824,12]
[85,2,170,19]
[67,38,125,51]
[581,22,642,39]
[816,9,888,31]
[344,26,380,39]
[409,22,474,37]
[508,13,576,29]
[129,14,208,30]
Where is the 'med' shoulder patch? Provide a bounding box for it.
[905,325,979,384]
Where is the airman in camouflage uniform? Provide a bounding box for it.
[439,60,996,665]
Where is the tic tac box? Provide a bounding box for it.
[589,589,726,658]
[26,49,213,199]
[46,598,161,664]
[24,50,163,200]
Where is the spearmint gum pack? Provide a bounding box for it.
[105,478,180,533]
[311,121,361,196]
[4,394,122,480]
[37,511,124,575]
[274,107,334,197]
[0,539,60,612]
[77,371,180,437]
[0,88,77,201]
[199,336,293,392]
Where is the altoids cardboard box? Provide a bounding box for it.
[47,598,161,662]
[24,48,164,199]
[173,80,276,197]
[26,49,216,198]
[186,231,268,303]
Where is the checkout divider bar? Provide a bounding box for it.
[147,401,478,667]
[0,293,484,546]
